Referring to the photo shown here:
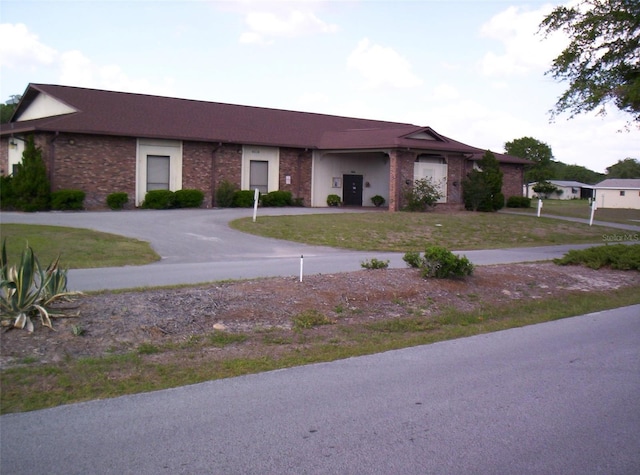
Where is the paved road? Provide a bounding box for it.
[2,305,639,474]
[3,208,637,291]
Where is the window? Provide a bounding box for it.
[147,155,170,190]
[249,160,269,193]
[620,190,626,197]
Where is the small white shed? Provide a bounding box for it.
[524,180,592,200]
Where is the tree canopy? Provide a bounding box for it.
[0,95,21,124]
[504,136,554,183]
[539,0,640,123]
[606,158,640,178]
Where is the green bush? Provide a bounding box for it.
[216,180,237,208]
[554,244,640,270]
[0,175,15,210]
[174,189,204,208]
[403,178,442,211]
[403,246,474,279]
[232,190,256,208]
[11,135,50,212]
[327,194,341,206]
[361,258,389,269]
[402,251,422,268]
[106,192,128,210]
[506,196,531,208]
[261,190,293,207]
[492,192,505,211]
[51,189,85,211]
[371,195,386,207]
[141,190,175,209]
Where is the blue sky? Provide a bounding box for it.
[1,0,637,173]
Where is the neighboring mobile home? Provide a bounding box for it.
[1,84,528,210]
[594,179,640,209]
[525,180,594,200]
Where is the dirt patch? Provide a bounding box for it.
[1,263,639,369]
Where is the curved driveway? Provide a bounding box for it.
[2,208,639,291]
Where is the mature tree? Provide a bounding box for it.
[463,151,504,212]
[549,161,605,184]
[504,136,554,183]
[11,135,51,211]
[0,95,21,123]
[539,0,640,123]
[606,157,640,178]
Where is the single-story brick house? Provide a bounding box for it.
[594,179,640,209]
[1,83,528,210]
[525,180,594,200]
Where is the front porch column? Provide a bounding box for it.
[388,150,399,212]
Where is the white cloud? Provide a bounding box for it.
[347,38,423,89]
[479,5,567,77]
[0,23,57,69]
[428,84,461,102]
[239,8,337,44]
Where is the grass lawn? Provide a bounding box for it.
[230,210,632,252]
[513,199,640,225]
[1,224,160,268]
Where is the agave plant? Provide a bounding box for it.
[0,240,80,333]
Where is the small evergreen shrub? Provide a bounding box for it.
[106,192,128,210]
[0,175,15,210]
[361,258,389,269]
[554,244,640,270]
[11,135,50,212]
[174,189,204,208]
[492,192,505,211]
[261,190,293,207]
[327,194,341,206]
[232,190,256,208]
[371,195,386,207]
[421,246,474,279]
[141,190,175,209]
[402,251,422,268]
[506,196,531,208]
[404,246,473,279]
[216,180,237,208]
[51,189,85,211]
[403,178,442,211]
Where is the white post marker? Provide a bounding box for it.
[537,198,543,218]
[300,255,304,282]
[589,199,597,226]
[252,188,259,222]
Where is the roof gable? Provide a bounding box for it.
[14,87,77,121]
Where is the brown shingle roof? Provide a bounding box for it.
[0,83,528,163]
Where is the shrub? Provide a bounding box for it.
[261,190,293,207]
[492,192,505,211]
[174,189,204,208]
[463,151,503,212]
[0,240,80,333]
[402,251,422,268]
[106,192,129,210]
[11,135,50,212]
[403,246,473,279]
[554,244,640,270]
[506,196,531,208]
[371,195,386,207]
[421,246,474,279]
[232,190,256,208]
[141,190,175,209]
[361,258,389,269]
[403,178,442,211]
[215,180,237,208]
[327,194,341,206]
[0,175,15,210]
[51,189,85,211]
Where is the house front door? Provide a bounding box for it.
[343,174,363,206]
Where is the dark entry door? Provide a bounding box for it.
[343,174,363,206]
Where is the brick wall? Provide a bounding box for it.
[500,163,524,199]
[278,147,312,206]
[445,154,466,206]
[183,141,215,207]
[51,133,137,209]
[0,138,8,175]
[211,143,242,206]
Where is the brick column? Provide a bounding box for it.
[388,150,399,212]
